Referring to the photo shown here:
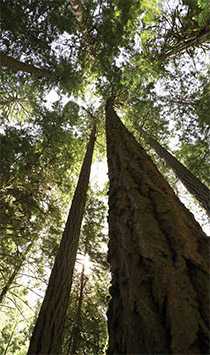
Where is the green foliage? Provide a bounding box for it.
[186,0,210,27]
[177,139,210,185]
[194,79,210,127]
[141,0,160,23]
[140,0,210,60]
[63,191,109,354]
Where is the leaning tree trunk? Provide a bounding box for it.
[27,124,96,355]
[106,99,210,355]
[160,25,210,60]
[0,54,51,77]
[139,127,210,217]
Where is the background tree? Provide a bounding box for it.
[139,126,210,215]
[63,191,109,355]
[27,124,96,355]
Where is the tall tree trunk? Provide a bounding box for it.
[139,127,210,217]
[106,99,210,355]
[68,264,86,355]
[0,54,51,77]
[27,125,96,355]
[0,242,33,303]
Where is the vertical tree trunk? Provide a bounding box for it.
[106,99,210,355]
[0,54,51,77]
[139,127,210,217]
[27,125,96,355]
[68,264,86,355]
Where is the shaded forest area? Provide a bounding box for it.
[0,0,210,354]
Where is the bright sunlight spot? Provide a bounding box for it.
[90,160,108,190]
[76,253,92,276]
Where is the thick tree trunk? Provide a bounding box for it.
[27,125,96,355]
[139,127,210,217]
[0,54,51,77]
[68,265,86,355]
[106,99,210,355]
[0,242,33,303]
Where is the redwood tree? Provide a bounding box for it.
[106,99,210,354]
[27,124,96,355]
[139,127,210,217]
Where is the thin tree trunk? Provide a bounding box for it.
[160,26,210,60]
[0,54,51,77]
[68,264,86,355]
[0,242,34,303]
[106,99,210,354]
[27,124,96,355]
[139,127,210,217]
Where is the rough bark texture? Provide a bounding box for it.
[0,54,51,77]
[27,125,96,355]
[139,127,210,217]
[106,99,210,355]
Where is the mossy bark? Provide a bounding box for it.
[139,127,210,217]
[106,99,210,355]
[0,54,51,77]
[27,125,96,355]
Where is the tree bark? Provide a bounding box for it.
[0,54,51,77]
[68,265,86,355]
[106,99,210,355]
[139,127,210,217]
[27,124,96,355]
